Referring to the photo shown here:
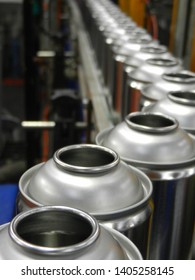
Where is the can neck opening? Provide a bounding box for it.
[140,46,167,54]
[54,145,119,173]
[10,207,99,255]
[168,91,195,106]
[147,58,177,67]
[126,30,147,37]
[127,37,151,44]
[124,25,139,32]
[163,72,195,83]
[125,113,178,133]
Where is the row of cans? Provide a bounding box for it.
[78,0,195,260]
[0,0,195,260]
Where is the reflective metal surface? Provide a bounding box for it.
[18,144,153,259]
[120,46,174,118]
[0,206,142,259]
[124,58,183,114]
[96,112,195,259]
[143,90,195,135]
[107,38,159,108]
[97,113,195,167]
[141,71,195,109]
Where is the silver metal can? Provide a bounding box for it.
[141,70,195,110]
[124,58,183,114]
[101,27,148,87]
[107,37,157,108]
[0,206,142,259]
[119,45,174,118]
[143,90,195,135]
[96,112,195,260]
[17,144,153,259]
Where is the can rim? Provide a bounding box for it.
[18,163,153,219]
[53,144,120,174]
[168,90,195,106]
[163,71,195,84]
[9,206,99,256]
[125,112,178,134]
[95,125,195,170]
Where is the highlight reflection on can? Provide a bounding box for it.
[96,112,195,260]
[17,144,153,259]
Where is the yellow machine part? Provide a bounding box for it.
[169,0,179,52]
[119,0,146,27]
[169,0,195,72]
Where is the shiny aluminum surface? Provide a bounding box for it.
[123,45,171,69]
[19,144,151,216]
[96,112,195,259]
[0,206,142,259]
[101,28,151,85]
[96,113,195,168]
[117,37,157,54]
[124,57,183,114]
[141,71,195,109]
[18,144,152,259]
[143,90,195,135]
[107,38,159,107]
[129,58,182,83]
[120,46,174,117]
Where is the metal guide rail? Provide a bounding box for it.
[68,0,114,132]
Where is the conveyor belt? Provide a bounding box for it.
[69,0,114,132]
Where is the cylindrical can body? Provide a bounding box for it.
[0,206,142,259]
[124,58,183,115]
[111,36,155,114]
[107,37,156,107]
[120,45,174,118]
[17,144,153,259]
[143,89,195,258]
[141,71,195,110]
[143,90,195,135]
[149,173,195,259]
[96,112,195,259]
[80,0,138,89]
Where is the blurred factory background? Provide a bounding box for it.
[0,0,194,259]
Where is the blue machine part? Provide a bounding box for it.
[0,184,19,225]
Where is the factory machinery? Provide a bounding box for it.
[0,0,195,260]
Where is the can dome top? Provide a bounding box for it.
[96,112,195,169]
[19,144,152,218]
